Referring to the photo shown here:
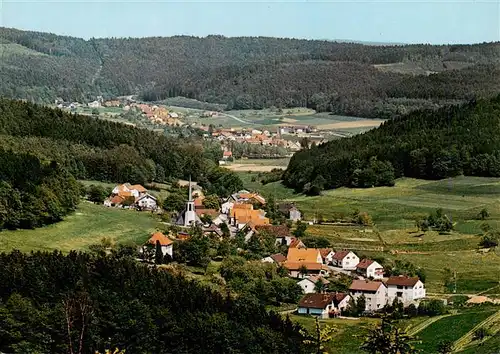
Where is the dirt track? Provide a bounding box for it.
[224,164,285,172]
[317,120,384,130]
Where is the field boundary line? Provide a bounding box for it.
[408,314,454,336]
[451,310,500,352]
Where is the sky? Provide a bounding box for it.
[1,0,499,44]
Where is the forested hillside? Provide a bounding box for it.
[0,251,306,353]
[283,95,500,193]
[1,27,499,117]
[0,98,219,183]
[0,151,80,229]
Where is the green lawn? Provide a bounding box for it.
[237,172,296,200]
[290,315,379,354]
[414,311,495,353]
[0,202,159,253]
[458,333,500,354]
[243,175,500,294]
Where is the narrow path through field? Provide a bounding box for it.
[452,310,500,352]
[219,112,254,125]
[408,314,454,336]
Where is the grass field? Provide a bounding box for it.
[0,202,159,253]
[238,175,500,294]
[458,332,500,354]
[414,310,495,353]
[290,315,379,354]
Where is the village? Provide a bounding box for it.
[55,96,337,155]
[102,180,427,320]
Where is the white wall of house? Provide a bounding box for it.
[261,256,274,263]
[323,251,335,265]
[337,296,351,311]
[137,195,157,209]
[221,201,234,214]
[341,252,360,270]
[161,244,173,258]
[351,285,388,312]
[297,279,316,294]
[297,306,331,319]
[276,236,294,246]
[387,281,426,305]
[290,209,302,221]
[366,262,384,279]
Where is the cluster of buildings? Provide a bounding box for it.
[103,183,158,211]
[262,239,426,319]
[211,128,304,152]
[125,103,183,126]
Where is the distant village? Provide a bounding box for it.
[103,180,427,319]
[55,96,331,154]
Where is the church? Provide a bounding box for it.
[175,177,202,226]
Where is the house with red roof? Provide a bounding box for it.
[331,250,359,270]
[356,259,384,279]
[261,253,287,265]
[142,231,174,259]
[319,248,335,265]
[297,292,351,318]
[386,276,426,305]
[349,279,388,312]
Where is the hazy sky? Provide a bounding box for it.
[1,0,499,44]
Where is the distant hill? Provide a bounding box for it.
[283,95,500,192]
[1,27,499,118]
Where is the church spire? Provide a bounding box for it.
[188,175,193,202]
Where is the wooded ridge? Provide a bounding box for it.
[283,95,500,193]
[1,27,499,118]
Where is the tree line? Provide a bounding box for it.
[0,250,306,353]
[1,27,499,118]
[0,150,80,230]
[284,95,500,193]
[0,98,241,188]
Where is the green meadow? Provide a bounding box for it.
[0,202,159,253]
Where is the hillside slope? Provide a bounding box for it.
[1,27,499,117]
[283,95,500,192]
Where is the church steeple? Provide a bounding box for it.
[188,175,193,202]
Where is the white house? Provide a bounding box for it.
[349,280,388,312]
[289,206,302,221]
[297,293,337,319]
[386,276,426,306]
[331,250,359,270]
[319,248,335,265]
[112,183,147,198]
[135,194,158,211]
[356,259,385,280]
[143,232,173,259]
[221,201,234,214]
[298,275,330,294]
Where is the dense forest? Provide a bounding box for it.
[0,98,230,185]
[1,27,499,117]
[283,95,500,193]
[0,250,306,353]
[0,150,80,229]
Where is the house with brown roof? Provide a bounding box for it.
[297,275,330,294]
[386,276,426,305]
[261,253,287,264]
[284,248,329,278]
[356,259,384,280]
[230,204,269,230]
[319,248,335,265]
[289,238,306,249]
[142,231,174,258]
[297,293,350,318]
[332,250,359,270]
[349,280,388,312]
